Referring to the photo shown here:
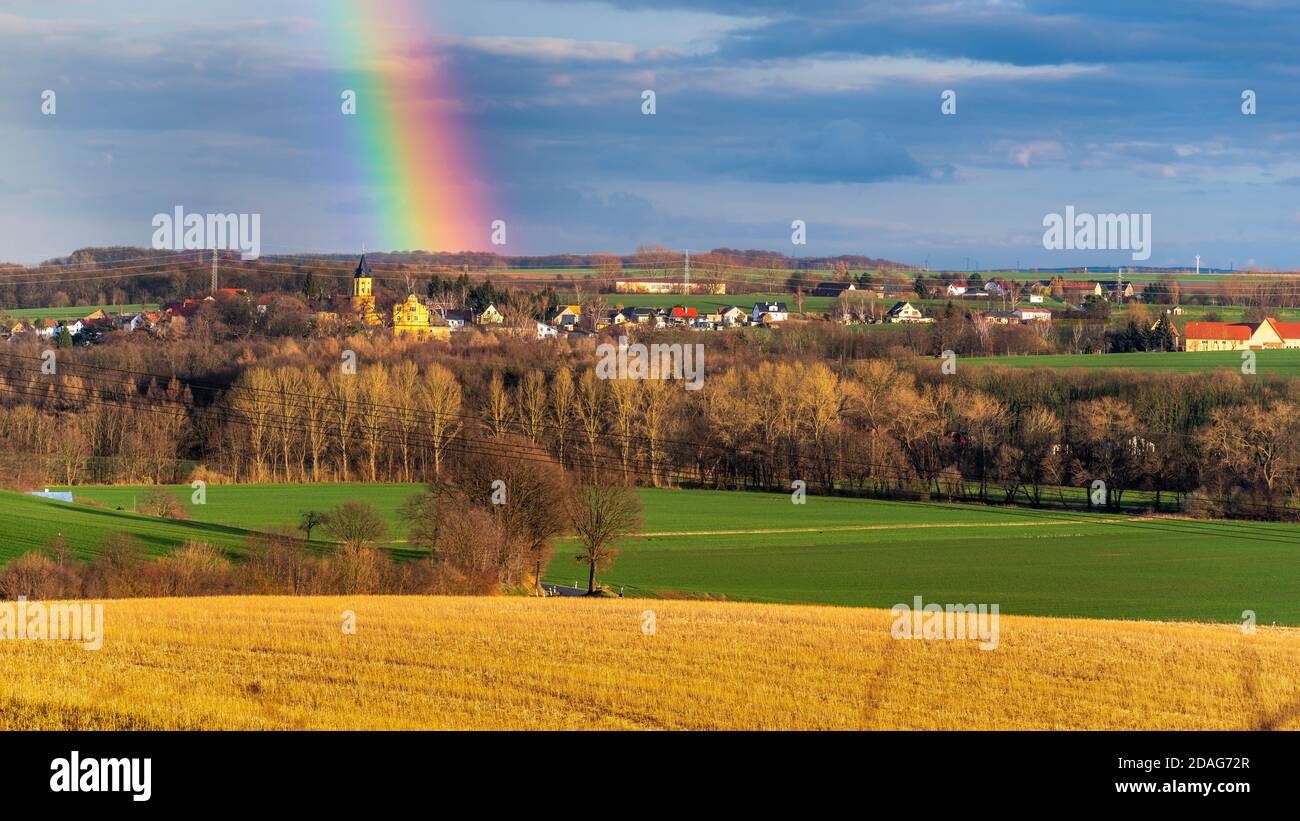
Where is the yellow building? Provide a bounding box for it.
[351,254,383,326]
[393,293,450,341]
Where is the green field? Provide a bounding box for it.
[964,348,1300,376]
[538,489,1300,624]
[62,482,422,537]
[2,303,159,321]
[9,483,1299,625]
[982,270,1284,284]
[0,491,259,560]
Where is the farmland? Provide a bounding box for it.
[0,490,260,561]
[2,303,159,321]
[544,494,1300,625]
[14,484,1300,625]
[962,348,1300,377]
[0,595,1294,730]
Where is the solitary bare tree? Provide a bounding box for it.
[569,479,642,594]
[323,500,388,551]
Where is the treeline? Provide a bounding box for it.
[0,245,917,312]
[1,328,1296,520]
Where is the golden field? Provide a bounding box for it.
[0,595,1297,730]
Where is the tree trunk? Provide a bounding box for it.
[587,561,597,594]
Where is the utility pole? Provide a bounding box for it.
[210,247,218,294]
[683,249,690,296]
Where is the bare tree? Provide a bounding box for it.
[569,479,642,594]
[323,500,388,550]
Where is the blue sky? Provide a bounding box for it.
[1,0,1299,268]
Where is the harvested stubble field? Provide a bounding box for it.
[1,596,1296,730]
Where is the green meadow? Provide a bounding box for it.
[6,484,1298,624]
[2,304,159,321]
[962,348,1300,377]
[538,489,1300,625]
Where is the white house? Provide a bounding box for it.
[116,313,147,332]
[983,279,1012,297]
[886,301,927,323]
[752,302,788,323]
[437,308,474,330]
[1027,294,1044,304]
[718,306,748,326]
[1013,307,1053,322]
[945,283,968,297]
[535,321,558,340]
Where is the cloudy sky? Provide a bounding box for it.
[1,0,1299,268]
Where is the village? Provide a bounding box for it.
[3,255,1299,353]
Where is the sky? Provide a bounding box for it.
[1,0,1299,269]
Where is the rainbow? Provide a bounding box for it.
[330,0,490,253]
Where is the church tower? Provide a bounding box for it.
[350,253,381,326]
[353,253,372,298]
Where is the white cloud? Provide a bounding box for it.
[458,35,681,63]
[685,55,1102,95]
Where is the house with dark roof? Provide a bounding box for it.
[751,302,788,323]
[438,308,475,330]
[886,301,926,323]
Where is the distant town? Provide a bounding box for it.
[4,252,1298,354]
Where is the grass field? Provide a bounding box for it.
[1,303,159,321]
[543,492,1300,624]
[986,270,1289,284]
[0,595,1294,729]
[60,482,423,540]
[963,348,1300,376]
[16,485,1300,625]
[0,491,260,560]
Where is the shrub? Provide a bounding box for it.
[142,487,189,520]
[147,542,235,596]
[0,552,84,600]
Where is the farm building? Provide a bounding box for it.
[812,282,856,298]
[1013,306,1053,322]
[614,280,726,295]
[1183,317,1300,351]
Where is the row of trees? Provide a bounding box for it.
[2,328,1297,519]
